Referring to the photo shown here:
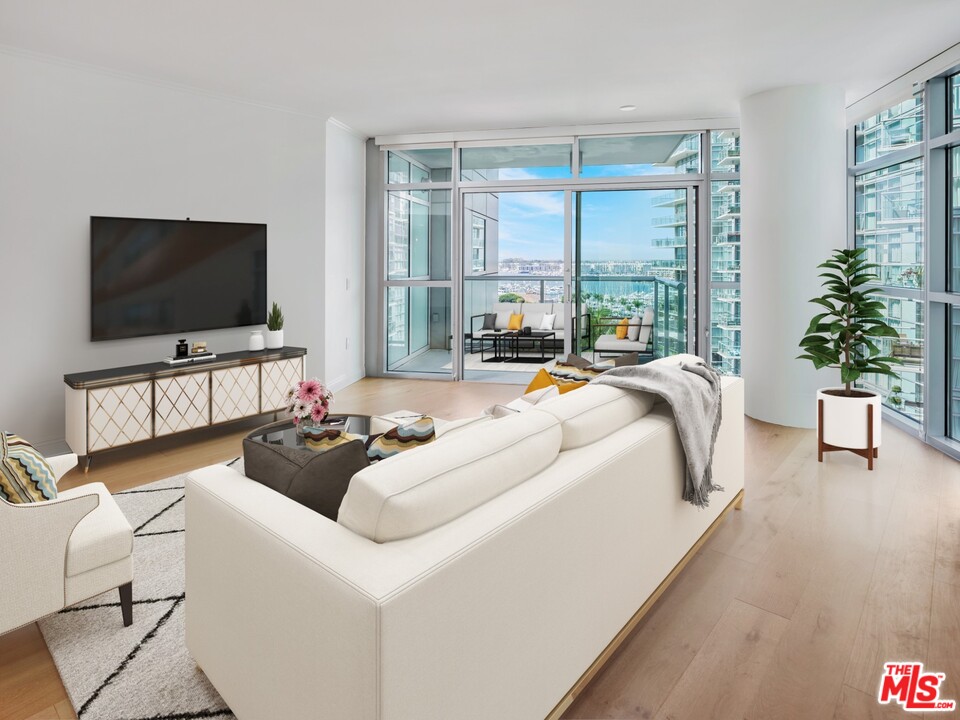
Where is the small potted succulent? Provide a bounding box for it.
[797,247,903,468]
[265,301,284,349]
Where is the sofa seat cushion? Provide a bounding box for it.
[537,384,656,451]
[58,482,133,577]
[338,410,562,543]
[595,335,646,353]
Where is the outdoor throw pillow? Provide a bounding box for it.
[481,313,497,331]
[242,437,369,521]
[615,318,630,339]
[627,314,642,341]
[508,313,525,331]
[540,313,557,330]
[0,432,57,504]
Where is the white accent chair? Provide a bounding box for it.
[0,453,135,636]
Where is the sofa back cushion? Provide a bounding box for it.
[521,302,552,330]
[536,384,656,451]
[638,307,655,348]
[338,410,562,543]
[493,302,521,329]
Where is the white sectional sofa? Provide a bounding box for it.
[185,373,744,720]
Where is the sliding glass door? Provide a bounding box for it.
[574,188,696,362]
[462,190,568,383]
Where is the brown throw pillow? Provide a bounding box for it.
[614,352,641,367]
[242,437,369,521]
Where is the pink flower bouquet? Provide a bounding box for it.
[285,378,333,427]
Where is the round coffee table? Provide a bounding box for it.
[246,414,372,450]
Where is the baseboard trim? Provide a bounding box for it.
[545,487,745,720]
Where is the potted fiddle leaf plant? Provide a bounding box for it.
[797,247,903,469]
[265,301,285,349]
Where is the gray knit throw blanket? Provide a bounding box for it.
[593,360,724,508]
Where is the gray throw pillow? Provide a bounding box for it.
[242,437,369,521]
[481,313,497,331]
[614,352,641,367]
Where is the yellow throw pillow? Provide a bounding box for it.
[508,313,524,331]
[524,368,587,395]
[525,368,555,394]
[615,317,629,339]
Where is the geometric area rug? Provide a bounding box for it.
[37,462,244,720]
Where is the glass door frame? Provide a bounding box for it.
[377,130,739,380]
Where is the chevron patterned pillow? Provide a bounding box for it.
[0,432,58,503]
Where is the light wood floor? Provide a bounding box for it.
[1,378,957,720]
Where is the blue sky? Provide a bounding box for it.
[493,181,678,262]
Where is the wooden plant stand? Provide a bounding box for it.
[818,398,878,470]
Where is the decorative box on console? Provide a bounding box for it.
[64,347,306,471]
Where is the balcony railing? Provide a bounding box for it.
[652,215,687,228]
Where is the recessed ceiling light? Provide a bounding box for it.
[619,104,636,112]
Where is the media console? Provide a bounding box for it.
[64,347,306,471]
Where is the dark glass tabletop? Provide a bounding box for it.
[246,414,371,449]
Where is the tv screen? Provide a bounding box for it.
[91,217,267,342]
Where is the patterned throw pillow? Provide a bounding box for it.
[365,416,436,462]
[302,417,436,463]
[0,432,58,504]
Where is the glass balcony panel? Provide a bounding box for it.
[710,287,741,376]
[710,130,740,172]
[386,149,453,184]
[712,180,741,284]
[859,295,924,424]
[460,144,572,181]
[386,190,451,280]
[951,306,960,439]
[951,147,960,291]
[386,286,452,375]
[951,74,960,131]
[579,134,701,178]
[854,158,924,289]
[854,96,924,164]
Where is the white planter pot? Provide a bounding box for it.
[265,329,284,349]
[817,387,881,450]
[248,330,265,352]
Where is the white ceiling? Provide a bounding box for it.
[1,0,958,137]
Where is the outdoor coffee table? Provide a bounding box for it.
[480,331,557,363]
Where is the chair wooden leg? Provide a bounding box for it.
[119,581,133,627]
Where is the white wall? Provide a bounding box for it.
[323,120,366,391]
[0,51,328,448]
[740,85,845,428]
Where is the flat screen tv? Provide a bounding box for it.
[91,216,267,342]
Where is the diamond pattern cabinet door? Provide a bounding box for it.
[211,365,260,423]
[87,381,153,452]
[154,372,211,437]
[260,358,304,412]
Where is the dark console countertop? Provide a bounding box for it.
[64,346,307,389]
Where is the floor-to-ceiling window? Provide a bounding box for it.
[377,129,740,382]
[848,67,960,459]
[383,149,454,375]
